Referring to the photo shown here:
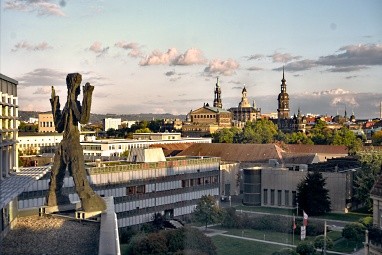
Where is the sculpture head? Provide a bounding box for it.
[66,73,82,98]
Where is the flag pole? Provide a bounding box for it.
[324,220,327,255]
[292,214,295,245]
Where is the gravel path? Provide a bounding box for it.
[1,215,100,255]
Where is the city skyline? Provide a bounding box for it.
[1,0,382,119]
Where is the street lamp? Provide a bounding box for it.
[296,202,299,216]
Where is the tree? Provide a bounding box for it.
[296,241,316,255]
[329,127,362,154]
[314,235,333,254]
[342,223,366,243]
[372,130,382,146]
[221,207,239,228]
[241,119,278,144]
[354,150,382,211]
[285,132,313,144]
[193,195,222,229]
[134,127,151,133]
[309,119,331,145]
[212,127,241,143]
[297,171,331,216]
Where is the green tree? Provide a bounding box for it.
[354,150,382,211]
[221,207,239,228]
[330,126,362,154]
[314,235,333,254]
[135,127,151,133]
[296,241,316,255]
[193,195,222,229]
[309,119,331,145]
[297,171,331,216]
[148,119,162,132]
[342,223,366,243]
[285,132,313,144]
[212,127,241,143]
[241,119,278,144]
[372,130,382,146]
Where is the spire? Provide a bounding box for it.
[282,66,286,82]
[216,76,220,87]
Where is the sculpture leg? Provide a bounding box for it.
[46,149,70,206]
[69,151,106,212]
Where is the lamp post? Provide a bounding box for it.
[296,202,299,216]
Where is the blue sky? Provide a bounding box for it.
[1,0,382,119]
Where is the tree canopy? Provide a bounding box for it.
[297,171,331,216]
[193,195,222,229]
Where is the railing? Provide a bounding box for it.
[88,157,220,174]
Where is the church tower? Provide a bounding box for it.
[213,77,222,108]
[238,86,251,108]
[277,67,290,120]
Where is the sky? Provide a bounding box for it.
[1,0,382,119]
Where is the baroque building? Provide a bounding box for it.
[277,68,293,132]
[229,86,261,128]
[182,78,232,137]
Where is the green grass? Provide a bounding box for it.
[211,235,282,255]
[331,239,363,253]
[327,230,342,242]
[315,212,371,222]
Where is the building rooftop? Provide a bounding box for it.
[0,167,50,209]
[1,215,99,255]
[281,144,348,155]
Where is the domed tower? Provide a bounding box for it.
[238,86,251,108]
[213,77,222,108]
[277,67,290,120]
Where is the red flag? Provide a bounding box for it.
[303,211,308,226]
[293,216,296,230]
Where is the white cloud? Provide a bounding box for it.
[172,48,207,65]
[269,52,301,63]
[204,59,239,76]
[139,48,178,66]
[88,41,109,57]
[4,0,65,16]
[114,41,143,58]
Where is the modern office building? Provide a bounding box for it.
[16,149,220,228]
[103,118,122,131]
[38,112,55,133]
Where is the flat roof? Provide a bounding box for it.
[0,167,50,209]
[0,73,18,85]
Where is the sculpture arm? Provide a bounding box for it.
[80,83,94,124]
[50,96,65,133]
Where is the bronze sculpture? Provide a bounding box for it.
[46,73,106,212]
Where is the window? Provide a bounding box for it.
[263,189,268,205]
[278,190,282,206]
[292,191,297,207]
[285,190,290,206]
[270,189,275,205]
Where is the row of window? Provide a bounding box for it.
[193,114,216,119]
[39,121,53,128]
[181,176,218,188]
[263,189,297,207]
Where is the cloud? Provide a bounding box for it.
[12,41,52,52]
[4,0,65,16]
[172,48,207,65]
[247,54,264,61]
[232,86,243,90]
[88,41,109,57]
[228,80,242,85]
[139,48,178,66]
[268,52,301,63]
[16,68,66,86]
[247,66,263,71]
[114,41,143,58]
[274,59,317,72]
[317,44,382,71]
[204,59,239,76]
[345,75,357,79]
[139,48,206,66]
[33,87,52,95]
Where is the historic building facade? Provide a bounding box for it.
[182,78,232,137]
[229,86,261,128]
[277,68,295,132]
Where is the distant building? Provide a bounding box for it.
[38,112,55,133]
[277,68,291,131]
[18,132,64,155]
[229,86,261,128]
[182,78,232,137]
[133,132,181,141]
[103,118,121,131]
[121,120,137,129]
[160,118,182,132]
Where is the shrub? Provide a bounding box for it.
[296,241,316,255]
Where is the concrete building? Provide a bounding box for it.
[18,132,64,155]
[133,132,181,141]
[81,137,211,158]
[16,149,220,228]
[103,118,121,131]
[38,112,55,133]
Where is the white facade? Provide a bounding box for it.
[103,118,121,131]
[17,156,220,228]
[81,137,211,158]
[0,74,18,178]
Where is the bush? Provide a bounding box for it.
[342,223,366,243]
[119,226,137,244]
[296,241,316,255]
[359,216,373,229]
